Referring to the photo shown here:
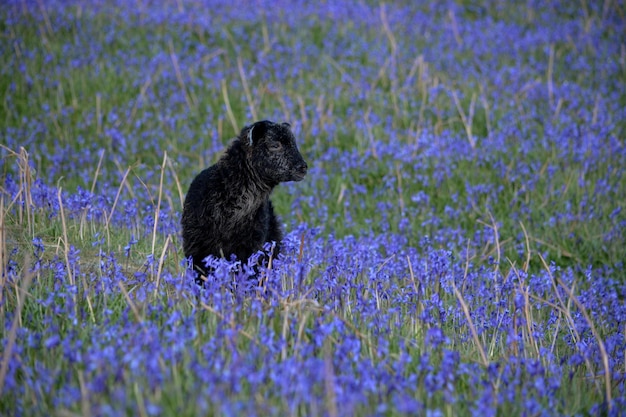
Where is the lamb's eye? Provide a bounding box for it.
[268,142,283,152]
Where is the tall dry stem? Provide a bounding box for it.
[154,234,172,296]
[105,166,132,245]
[237,56,258,121]
[150,151,167,281]
[168,40,194,111]
[166,157,185,210]
[17,147,35,237]
[0,259,34,396]
[548,257,613,410]
[452,283,489,366]
[0,196,6,304]
[537,254,604,397]
[451,90,477,149]
[221,79,239,134]
[451,261,489,366]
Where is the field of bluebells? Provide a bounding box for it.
[1,0,625,415]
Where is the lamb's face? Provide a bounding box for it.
[246,121,308,184]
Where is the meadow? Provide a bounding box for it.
[1,0,625,415]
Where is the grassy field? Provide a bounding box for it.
[1,0,625,415]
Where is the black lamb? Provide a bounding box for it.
[181,120,308,278]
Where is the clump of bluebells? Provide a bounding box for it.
[4,227,626,416]
[1,1,625,416]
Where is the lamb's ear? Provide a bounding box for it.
[246,121,269,146]
[247,125,255,146]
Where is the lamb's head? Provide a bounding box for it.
[243,120,308,185]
